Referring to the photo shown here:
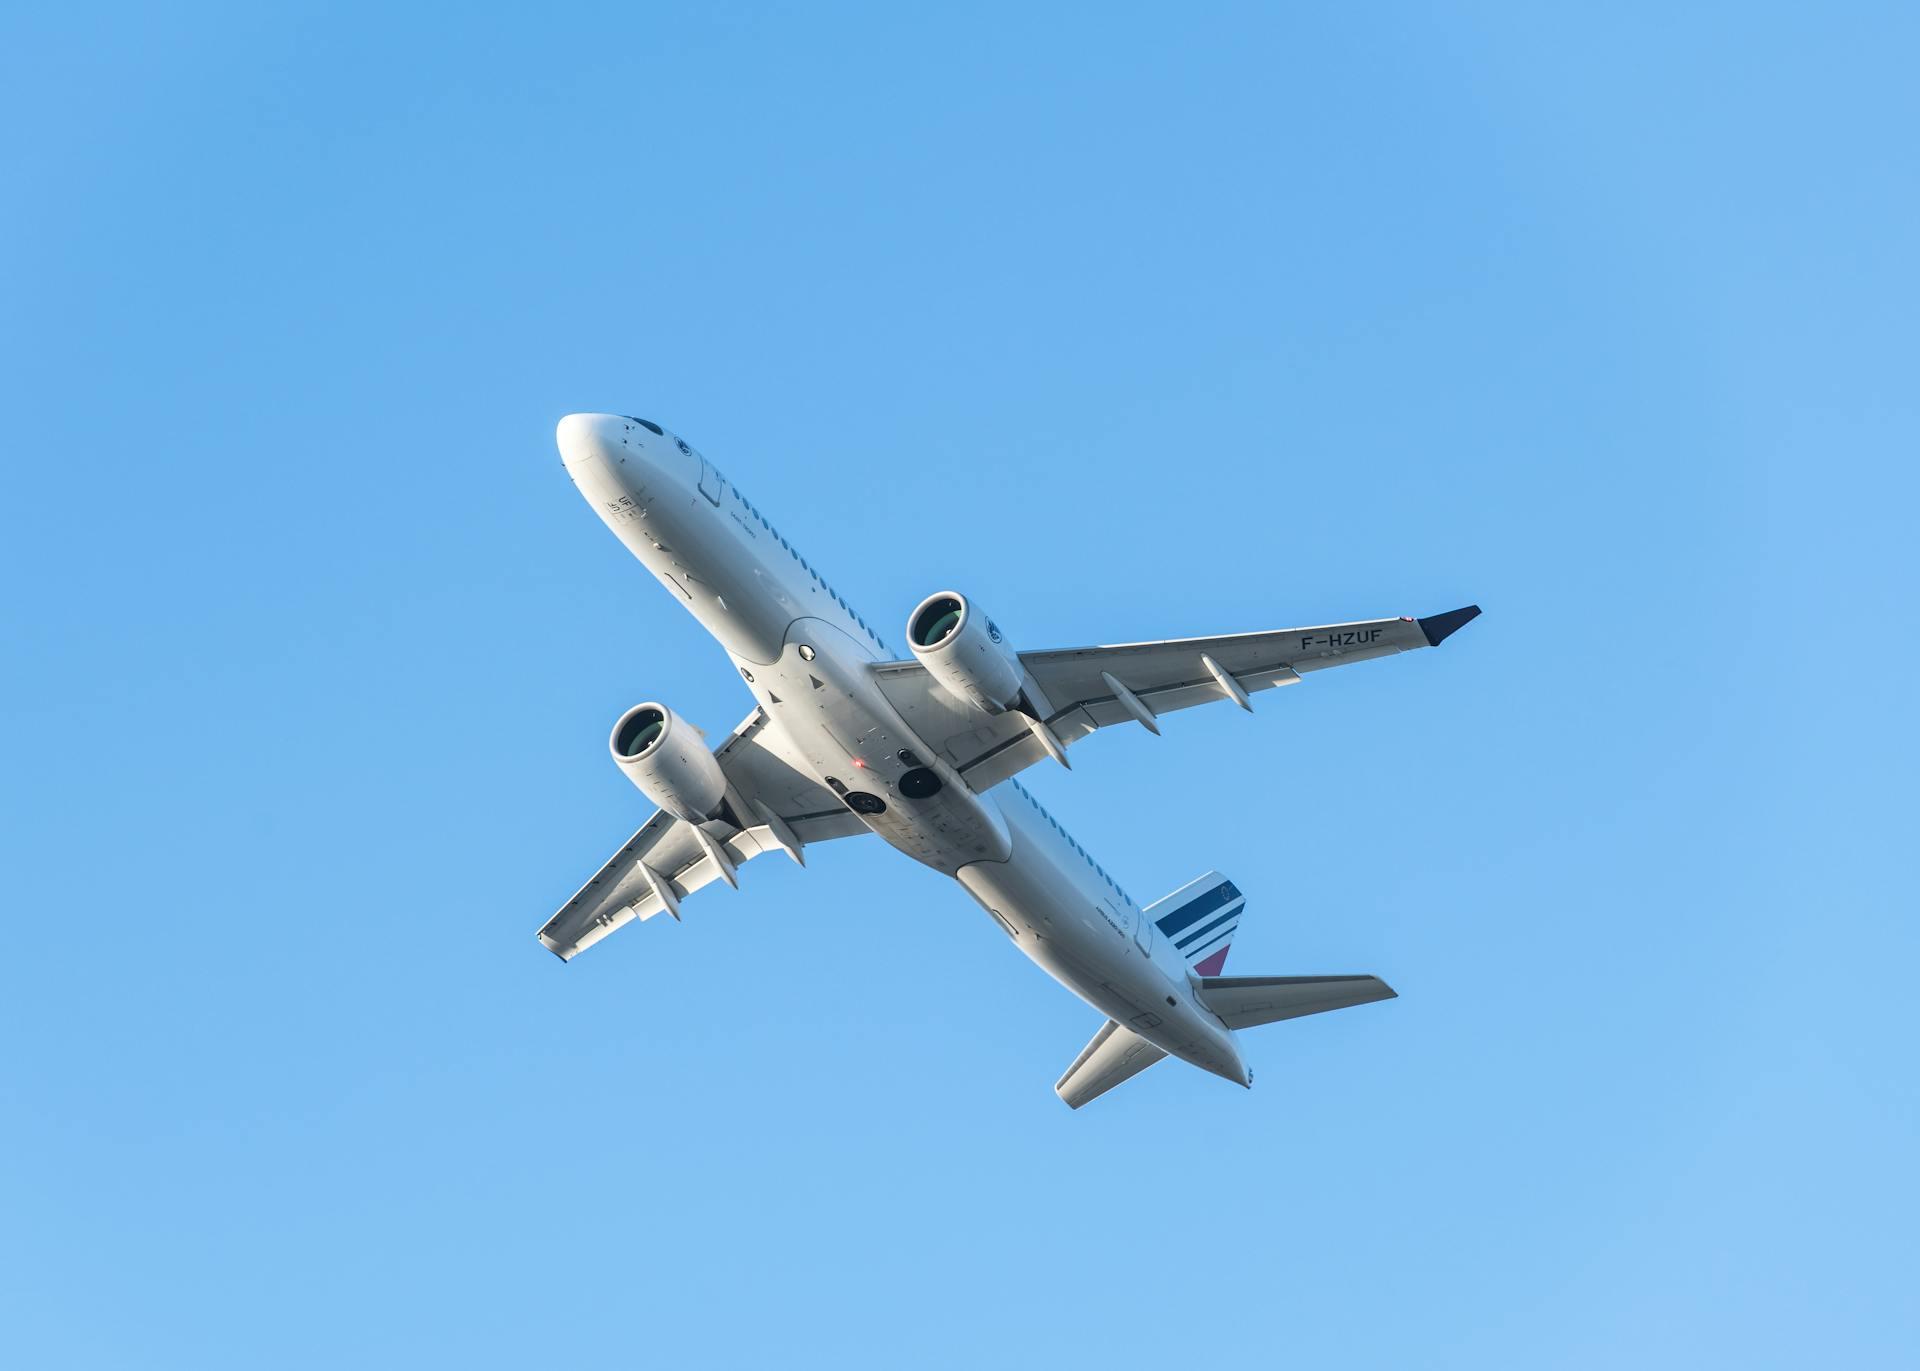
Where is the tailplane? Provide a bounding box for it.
[1196,974,1396,1029]
[1058,870,1394,1110]
[1144,869,1244,976]
[1055,1021,1168,1109]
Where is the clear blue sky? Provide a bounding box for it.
[3,5,1914,1367]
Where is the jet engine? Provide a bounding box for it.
[906,590,1027,715]
[609,702,728,822]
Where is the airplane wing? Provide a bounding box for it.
[872,606,1479,791]
[537,707,868,961]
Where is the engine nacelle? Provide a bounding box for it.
[609,702,727,822]
[907,590,1026,715]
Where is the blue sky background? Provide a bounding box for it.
[3,4,1915,1367]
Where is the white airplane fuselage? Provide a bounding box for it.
[557,413,1249,1086]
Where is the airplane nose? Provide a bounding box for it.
[555,412,624,470]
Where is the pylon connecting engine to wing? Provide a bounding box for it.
[906,590,1071,768]
[906,590,1027,714]
[609,702,729,823]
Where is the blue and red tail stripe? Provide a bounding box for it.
[1149,875,1244,977]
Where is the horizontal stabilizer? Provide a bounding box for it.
[1055,1020,1168,1110]
[1197,975,1396,1030]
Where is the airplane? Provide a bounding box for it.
[537,413,1480,1108]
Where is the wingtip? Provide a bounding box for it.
[1417,604,1481,647]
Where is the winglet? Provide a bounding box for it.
[1417,604,1481,647]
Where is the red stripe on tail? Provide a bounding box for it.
[1193,946,1231,977]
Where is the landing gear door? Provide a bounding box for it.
[697,455,725,506]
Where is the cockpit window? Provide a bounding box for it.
[624,416,664,435]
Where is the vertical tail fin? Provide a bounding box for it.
[1144,870,1245,976]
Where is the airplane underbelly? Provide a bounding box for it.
[956,851,1160,1023]
[954,802,1241,1075]
[743,621,1013,871]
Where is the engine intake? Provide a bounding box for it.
[609,702,727,822]
[907,590,1026,714]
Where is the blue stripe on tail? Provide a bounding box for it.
[1145,872,1246,971]
[1154,881,1241,936]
